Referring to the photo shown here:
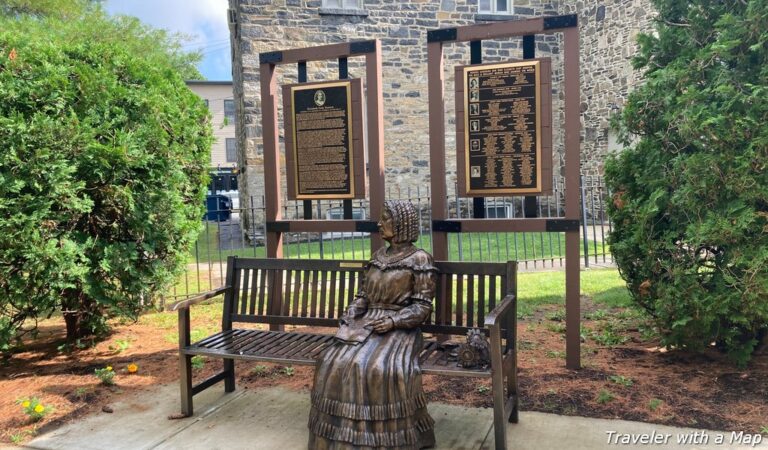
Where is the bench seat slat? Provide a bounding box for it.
[308,336,335,358]
[185,330,493,378]
[221,330,264,353]
[244,331,291,354]
[282,334,326,358]
[278,333,318,358]
[203,329,249,350]
[259,332,299,354]
[193,329,238,347]
[217,329,260,352]
[235,330,277,355]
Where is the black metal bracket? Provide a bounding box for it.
[427,27,458,43]
[543,14,578,30]
[355,221,379,233]
[266,221,290,233]
[350,40,376,55]
[259,51,283,64]
[432,220,462,233]
[524,196,538,218]
[545,219,580,232]
[522,34,535,59]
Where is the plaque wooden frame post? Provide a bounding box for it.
[427,16,581,370]
[258,40,386,260]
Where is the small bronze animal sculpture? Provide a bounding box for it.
[457,329,491,369]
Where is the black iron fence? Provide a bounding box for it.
[171,176,612,299]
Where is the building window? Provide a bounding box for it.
[319,0,368,15]
[478,0,512,14]
[322,0,363,9]
[224,99,236,125]
[226,138,237,163]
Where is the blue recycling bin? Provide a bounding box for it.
[205,194,232,222]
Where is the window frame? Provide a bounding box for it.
[319,0,368,16]
[322,0,363,9]
[478,0,513,15]
[225,138,237,163]
[224,99,236,126]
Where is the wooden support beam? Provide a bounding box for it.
[563,26,581,370]
[427,41,448,261]
[259,62,283,258]
[365,42,385,252]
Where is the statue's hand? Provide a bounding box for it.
[370,317,395,334]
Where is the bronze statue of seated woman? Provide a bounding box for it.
[308,200,437,449]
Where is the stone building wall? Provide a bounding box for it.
[227,0,653,216]
[562,0,654,175]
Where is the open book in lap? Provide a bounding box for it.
[334,317,373,344]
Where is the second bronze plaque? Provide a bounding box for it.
[456,59,553,197]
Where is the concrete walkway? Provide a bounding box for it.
[15,383,763,450]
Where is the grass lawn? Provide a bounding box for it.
[515,268,631,318]
[188,222,610,264]
[161,267,631,322]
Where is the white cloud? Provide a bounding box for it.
[106,0,228,41]
[105,0,231,79]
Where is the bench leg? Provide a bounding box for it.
[507,351,519,424]
[180,353,193,416]
[489,326,508,450]
[491,364,508,450]
[224,358,235,393]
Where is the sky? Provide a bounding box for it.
[104,0,231,81]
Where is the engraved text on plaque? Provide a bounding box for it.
[459,61,547,195]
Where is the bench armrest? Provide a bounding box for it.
[484,294,516,328]
[167,286,230,311]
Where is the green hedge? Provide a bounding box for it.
[606,0,768,365]
[0,11,212,350]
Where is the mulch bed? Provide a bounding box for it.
[1,306,766,445]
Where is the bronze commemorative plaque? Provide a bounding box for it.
[456,59,552,196]
[283,79,365,200]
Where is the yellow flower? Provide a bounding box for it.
[127,363,138,373]
[21,400,30,408]
[34,404,45,413]
[106,366,113,371]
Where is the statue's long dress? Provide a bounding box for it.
[308,247,437,449]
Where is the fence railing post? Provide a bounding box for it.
[173,175,615,300]
[580,175,590,268]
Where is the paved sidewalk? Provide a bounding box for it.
[15,383,763,450]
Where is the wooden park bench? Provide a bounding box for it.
[170,256,518,448]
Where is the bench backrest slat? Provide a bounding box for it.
[328,271,337,319]
[455,273,464,327]
[291,269,301,317]
[224,257,514,335]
